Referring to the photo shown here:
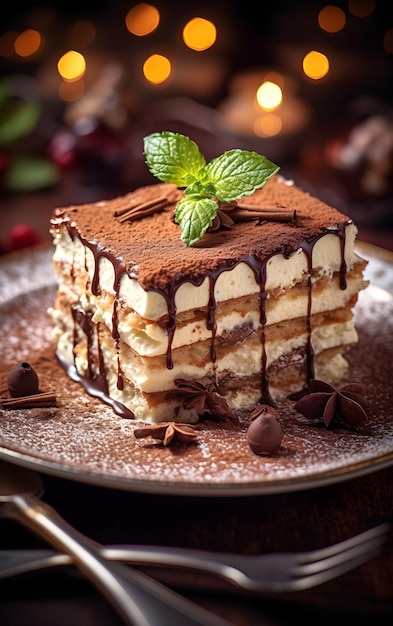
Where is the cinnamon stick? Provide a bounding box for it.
[1,391,57,410]
[114,195,169,222]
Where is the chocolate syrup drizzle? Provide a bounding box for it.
[53,212,350,418]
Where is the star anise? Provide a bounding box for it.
[134,422,198,446]
[174,377,233,419]
[294,379,370,428]
[249,403,281,421]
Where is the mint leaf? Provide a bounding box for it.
[203,150,280,202]
[143,131,206,187]
[184,179,216,197]
[175,196,217,246]
[143,131,280,246]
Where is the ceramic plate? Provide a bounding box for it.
[0,244,392,496]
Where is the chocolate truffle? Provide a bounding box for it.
[7,362,39,397]
[247,409,283,455]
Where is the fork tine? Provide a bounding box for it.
[296,523,391,565]
[290,544,384,591]
[293,534,387,577]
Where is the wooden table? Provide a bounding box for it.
[0,465,392,625]
[1,174,392,625]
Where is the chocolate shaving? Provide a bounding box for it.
[1,391,57,410]
[114,195,170,223]
[134,422,198,446]
[294,379,369,428]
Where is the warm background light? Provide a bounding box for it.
[318,5,346,33]
[256,81,282,111]
[254,113,283,137]
[0,31,18,57]
[58,80,85,102]
[303,50,330,79]
[143,53,171,84]
[66,20,96,49]
[57,50,86,82]
[348,0,376,18]
[182,17,216,51]
[14,29,42,58]
[384,28,393,54]
[126,3,160,36]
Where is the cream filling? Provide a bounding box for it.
[52,312,357,394]
[93,275,365,356]
[51,222,361,321]
[227,352,349,411]
[51,266,366,358]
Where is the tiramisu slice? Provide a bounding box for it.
[49,132,367,423]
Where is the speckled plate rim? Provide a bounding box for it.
[0,445,393,496]
[0,242,392,498]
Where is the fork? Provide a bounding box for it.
[0,523,389,593]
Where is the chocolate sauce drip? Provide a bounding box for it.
[296,224,348,389]
[240,254,271,403]
[155,274,206,370]
[56,351,134,418]
[298,241,315,383]
[58,216,350,415]
[207,274,217,362]
[71,306,95,378]
[338,224,348,290]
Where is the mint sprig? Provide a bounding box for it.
[143,131,279,246]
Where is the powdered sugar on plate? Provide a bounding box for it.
[0,246,392,496]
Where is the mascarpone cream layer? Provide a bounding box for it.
[51,307,357,394]
[51,222,361,321]
[52,271,364,359]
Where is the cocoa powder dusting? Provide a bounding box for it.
[51,179,352,291]
[0,255,392,494]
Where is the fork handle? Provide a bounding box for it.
[5,493,231,626]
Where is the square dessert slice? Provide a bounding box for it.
[49,175,367,423]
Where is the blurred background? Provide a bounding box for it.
[1,0,392,253]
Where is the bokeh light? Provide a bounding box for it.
[383,28,393,54]
[143,54,171,84]
[57,50,86,82]
[254,113,283,137]
[318,5,346,33]
[14,29,43,58]
[67,20,96,49]
[348,0,376,18]
[256,81,282,111]
[0,31,18,58]
[302,50,330,80]
[126,3,160,36]
[58,80,85,102]
[182,17,216,51]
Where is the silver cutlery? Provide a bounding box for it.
[0,519,389,593]
[0,460,232,626]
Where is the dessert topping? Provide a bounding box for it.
[1,391,57,410]
[3,363,57,410]
[175,377,233,419]
[294,379,369,428]
[247,404,283,455]
[250,403,281,421]
[7,362,39,397]
[134,421,198,446]
[143,131,279,246]
[114,194,170,223]
[208,203,296,232]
